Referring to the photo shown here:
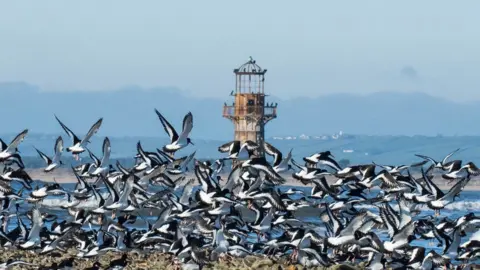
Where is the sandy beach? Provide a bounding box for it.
[27,168,480,191]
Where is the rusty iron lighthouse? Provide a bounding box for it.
[222,57,277,158]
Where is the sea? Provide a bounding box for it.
[9,132,480,168]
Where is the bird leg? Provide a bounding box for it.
[218,253,227,263]
[111,211,117,219]
[289,248,298,262]
[172,258,182,270]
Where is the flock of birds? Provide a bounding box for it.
[0,109,478,269]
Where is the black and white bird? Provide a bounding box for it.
[55,115,103,160]
[0,106,477,270]
[460,162,480,176]
[242,157,285,184]
[91,137,111,177]
[0,129,28,162]
[218,140,258,160]
[303,151,342,171]
[264,142,293,173]
[427,175,471,216]
[415,148,462,172]
[34,136,64,173]
[155,109,194,154]
[167,151,196,175]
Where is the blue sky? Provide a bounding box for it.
[1,0,479,101]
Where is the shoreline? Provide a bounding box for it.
[26,168,480,191]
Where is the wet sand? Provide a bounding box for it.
[27,168,480,191]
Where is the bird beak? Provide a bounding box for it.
[330,154,335,159]
[190,141,195,146]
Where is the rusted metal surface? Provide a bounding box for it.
[223,105,276,120]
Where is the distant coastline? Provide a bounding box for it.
[28,168,480,191]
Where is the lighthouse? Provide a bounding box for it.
[222,57,277,158]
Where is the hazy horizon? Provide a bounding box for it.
[0,81,479,139]
[0,80,477,104]
[1,1,480,102]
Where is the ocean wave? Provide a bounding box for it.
[355,200,480,212]
[39,197,100,209]
[441,201,480,211]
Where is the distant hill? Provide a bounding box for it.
[0,81,478,140]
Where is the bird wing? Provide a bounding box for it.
[52,136,63,163]
[410,159,429,168]
[118,174,134,204]
[414,154,437,165]
[35,147,52,165]
[55,115,80,145]
[290,158,304,170]
[87,148,101,167]
[183,151,196,168]
[218,141,234,153]
[100,137,111,167]
[243,140,259,151]
[178,112,193,141]
[380,207,397,239]
[26,208,43,245]
[80,118,103,146]
[102,175,119,203]
[442,148,460,165]
[0,139,8,151]
[372,162,393,171]
[157,148,176,163]
[339,212,366,237]
[391,220,415,244]
[222,165,241,193]
[257,164,285,185]
[252,191,286,211]
[136,141,150,164]
[260,207,275,226]
[179,178,195,205]
[325,203,342,236]
[320,157,342,171]
[422,167,444,198]
[155,109,179,142]
[264,141,282,167]
[72,166,89,190]
[5,129,28,154]
[440,175,470,202]
[283,149,293,163]
[375,170,399,188]
[430,251,451,266]
[11,169,32,181]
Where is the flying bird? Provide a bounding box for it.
[34,136,64,173]
[155,109,194,155]
[55,115,103,160]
